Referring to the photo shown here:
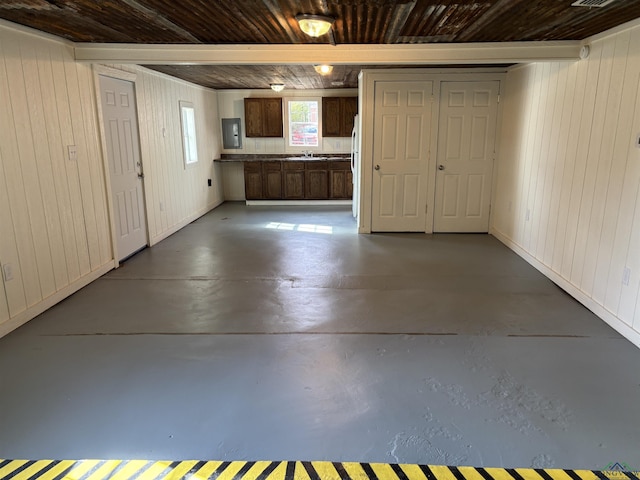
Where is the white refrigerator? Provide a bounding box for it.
[350,114,360,219]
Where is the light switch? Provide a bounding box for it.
[2,263,13,282]
[67,145,78,161]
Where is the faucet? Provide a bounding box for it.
[303,150,313,158]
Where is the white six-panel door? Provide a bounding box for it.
[371,81,433,232]
[99,75,148,260]
[433,81,499,233]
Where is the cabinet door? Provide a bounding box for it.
[329,161,352,199]
[329,171,347,199]
[244,162,263,199]
[341,97,358,136]
[262,98,283,137]
[346,170,353,197]
[244,99,263,137]
[322,97,342,137]
[305,161,329,199]
[283,162,305,199]
[262,161,283,199]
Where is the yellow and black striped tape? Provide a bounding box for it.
[0,460,638,480]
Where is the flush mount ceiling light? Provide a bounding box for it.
[296,14,334,37]
[270,83,285,92]
[314,64,333,75]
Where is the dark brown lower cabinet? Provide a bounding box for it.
[305,161,329,199]
[329,161,353,199]
[243,160,352,200]
[262,161,283,199]
[283,162,305,199]
[244,162,263,200]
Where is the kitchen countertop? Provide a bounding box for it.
[214,154,350,163]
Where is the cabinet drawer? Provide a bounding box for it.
[262,161,282,171]
[283,161,305,171]
[329,160,350,170]
[305,161,328,170]
[244,162,262,173]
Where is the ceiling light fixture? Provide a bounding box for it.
[296,14,334,37]
[270,83,285,92]
[314,64,333,75]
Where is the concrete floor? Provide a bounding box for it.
[1,203,639,470]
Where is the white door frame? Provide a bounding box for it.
[358,68,506,234]
[93,65,149,266]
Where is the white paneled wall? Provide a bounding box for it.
[493,24,640,347]
[106,65,224,244]
[0,23,224,337]
[0,25,113,335]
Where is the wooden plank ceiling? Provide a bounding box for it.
[1,0,639,89]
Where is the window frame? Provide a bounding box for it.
[179,100,198,168]
[283,96,323,154]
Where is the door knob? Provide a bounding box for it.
[374,164,380,170]
[438,165,445,170]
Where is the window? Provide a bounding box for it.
[179,101,198,166]
[286,98,321,152]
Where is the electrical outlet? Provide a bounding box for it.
[2,263,14,282]
[67,145,77,162]
[622,267,631,286]
[335,140,342,149]
[207,179,212,187]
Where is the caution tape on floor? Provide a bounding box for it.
[0,460,638,480]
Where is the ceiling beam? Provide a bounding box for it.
[74,41,581,65]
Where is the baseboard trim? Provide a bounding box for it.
[0,262,115,339]
[0,200,225,339]
[246,200,352,206]
[150,199,223,246]
[491,227,640,349]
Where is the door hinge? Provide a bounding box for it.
[425,204,428,214]
[497,94,501,104]
[430,95,435,103]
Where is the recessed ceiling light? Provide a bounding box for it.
[314,64,333,75]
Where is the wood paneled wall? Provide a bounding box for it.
[0,23,223,337]
[0,25,113,334]
[493,24,640,347]
[106,65,224,244]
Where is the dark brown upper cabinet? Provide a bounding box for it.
[244,98,283,137]
[322,97,358,137]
